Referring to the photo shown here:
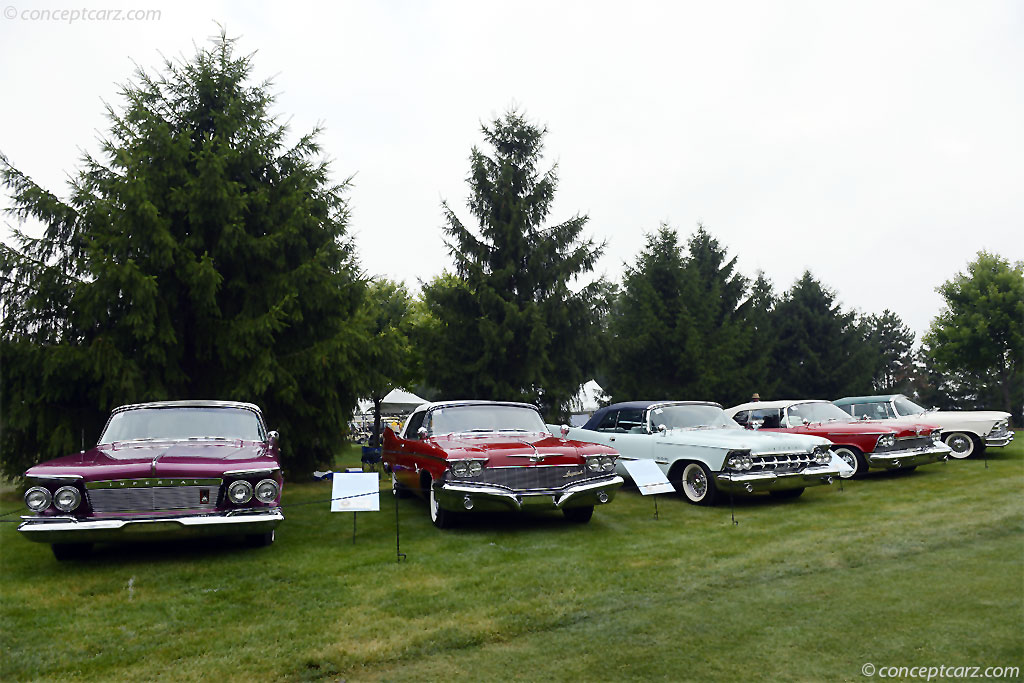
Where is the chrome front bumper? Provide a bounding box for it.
[985,431,1014,448]
[434,476,624,513]
[866,443,950,469]
[17,508,284,544]
[715,464,841,493]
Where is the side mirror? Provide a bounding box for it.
[751,419,764,431]
[267,430,280,445]
[560,424,570,438]
[417,426,428,440]
[657,423,667,434]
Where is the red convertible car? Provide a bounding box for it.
[726,399,951,477]
[383,400,623,527]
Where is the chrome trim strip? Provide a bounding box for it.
[223,467,280,476]
[27,474,84,481]
[18,508,284,533]
[86,478,222,490]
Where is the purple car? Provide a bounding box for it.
[18,400,284,560]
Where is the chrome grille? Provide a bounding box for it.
[876,436,933,453]
[749,453,812,474]
[448,465,599,491]
[87,485,220,513]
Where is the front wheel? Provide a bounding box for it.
[562,506,594,523]
[833,446,868,478]
[429,480,455,529]
[944,432,979,459]
[52,543,92,561]
[769,488,805,500]
[674,462,718,505]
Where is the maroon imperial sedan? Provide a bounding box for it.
[18,400,284,560]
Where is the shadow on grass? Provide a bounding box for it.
[55,535,273,566]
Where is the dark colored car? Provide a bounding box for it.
[383,400,623,528]
[18,400,284,560]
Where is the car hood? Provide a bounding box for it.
[793,420,944,438]
[429,431,615,464]
[896,410,1011,430]
[25,440,278,482]
[655,428,831,453]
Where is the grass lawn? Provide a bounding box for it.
[1,438,1021,682]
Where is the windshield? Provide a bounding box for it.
[648,404,741,430]
[100,407,265,443]
[893,396,926,416]
[428,405,546,435]
[787,402,854,424]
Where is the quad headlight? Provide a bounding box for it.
[812,446,832,464]
[449,459,486,478]
[254,479,280,503]
[931,429,942,443]
[25,486,52,512]
[876,434,896,449]
[726,450,753,471]
[585,455,616,473]
[227,480,254,505]
[53,486,82,512]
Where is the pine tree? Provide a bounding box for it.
[0,33,366,479]
[603,225,691,400]
[864,310,915,394]
[770,272,875,399]
[421,111,606,418]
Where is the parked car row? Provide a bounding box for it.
[15,394,1014,559]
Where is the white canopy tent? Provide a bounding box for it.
[356,388,427,417]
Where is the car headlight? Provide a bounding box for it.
[931,429,942,443]
[25,486,51,512]
[254,479,280,503]
[726,450,752,471]
[53,486,82,512]
[468,460,484,475]
[601,456,616,472]
[876,434,896,449]
[450,461,470,477]
[227,480,254,505]
[587,456,604,472]
[812,446,831,464]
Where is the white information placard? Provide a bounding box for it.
[330,473,381,512]
[621,459,675,495]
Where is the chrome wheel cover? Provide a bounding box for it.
[683,464,707,501]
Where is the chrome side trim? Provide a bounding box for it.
[223,467,280,476]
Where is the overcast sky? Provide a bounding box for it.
[2,0,1021,340]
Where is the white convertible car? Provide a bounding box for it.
[833,394,1013,459]
[554,401,846,505]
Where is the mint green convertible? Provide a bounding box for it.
[555,401,846,505]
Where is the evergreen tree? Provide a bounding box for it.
[603,225,691,400]
[922,251,1023,419]
[770,272,875,399]
[603,224,756,405]
[739,271,780,400]
[864,310,915,394]
[0,34,366,479]
[421,111,607,418]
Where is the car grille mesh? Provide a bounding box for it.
[449,465,599,491]
[87,486,220,513]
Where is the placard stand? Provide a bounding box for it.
[331,472,380,545]
[394,484,406,563]
[621,460,675,521]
